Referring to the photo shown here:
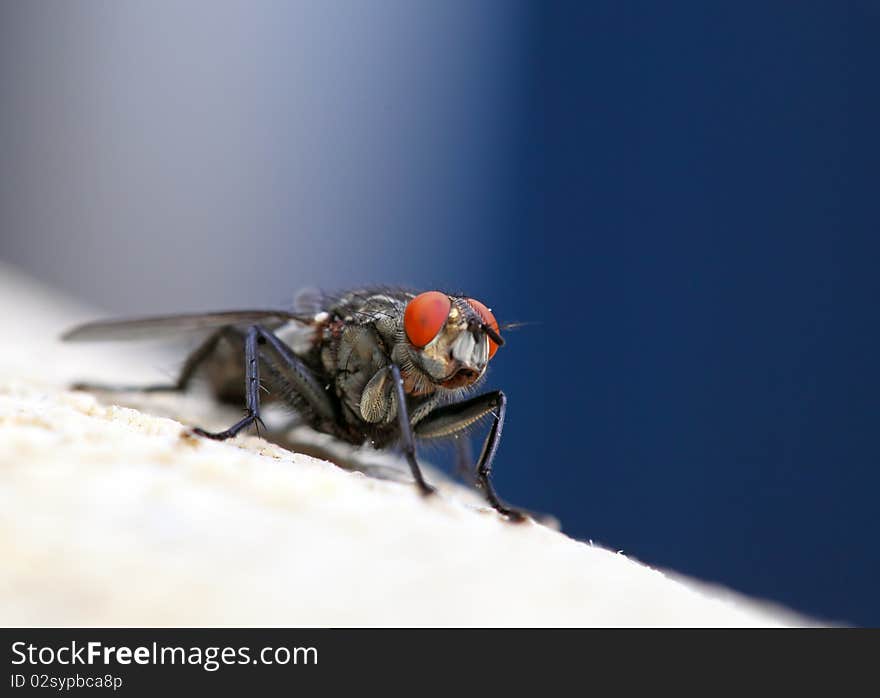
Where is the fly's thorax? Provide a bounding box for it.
[320,321,390,422]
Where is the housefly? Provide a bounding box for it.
[62,288,527,521]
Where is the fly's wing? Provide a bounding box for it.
[292,286,327,315]
[62,310,310,342]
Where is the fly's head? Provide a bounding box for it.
[400,291,503,393]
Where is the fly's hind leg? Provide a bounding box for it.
[192,324,335,442]
[414,390,527,522]
[71,330,223,394]
[190,326,262,440]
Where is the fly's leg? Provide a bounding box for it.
[414,390,526,522]
[72,331,223,393]
[191,327,261,440]
[389,364,436,496]
[253,326,336,422]
[192,324,336,441]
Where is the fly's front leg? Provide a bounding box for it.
[389,364,436,497]
[192,327,262,440]
[415,390,526,522]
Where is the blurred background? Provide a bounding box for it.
[1,2,878,625]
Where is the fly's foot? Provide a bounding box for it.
[191,426,236,441]
[498,502,559,528]
[476,478,529,522]
[190,413,258,441]
[416,481,437,497]
[492,503,528,523]
[501,508,528,523]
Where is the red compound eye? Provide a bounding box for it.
[404,291,451,348]
[467,298,501,359]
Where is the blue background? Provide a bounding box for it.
[1,2,878,625]
[523,2,880,626]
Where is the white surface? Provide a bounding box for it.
[0,263,808,626]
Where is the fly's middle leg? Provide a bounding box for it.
[389,364,436,497]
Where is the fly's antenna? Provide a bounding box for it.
[483,324,505,347]
[467,316,506,347]
[498,320,538,332]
